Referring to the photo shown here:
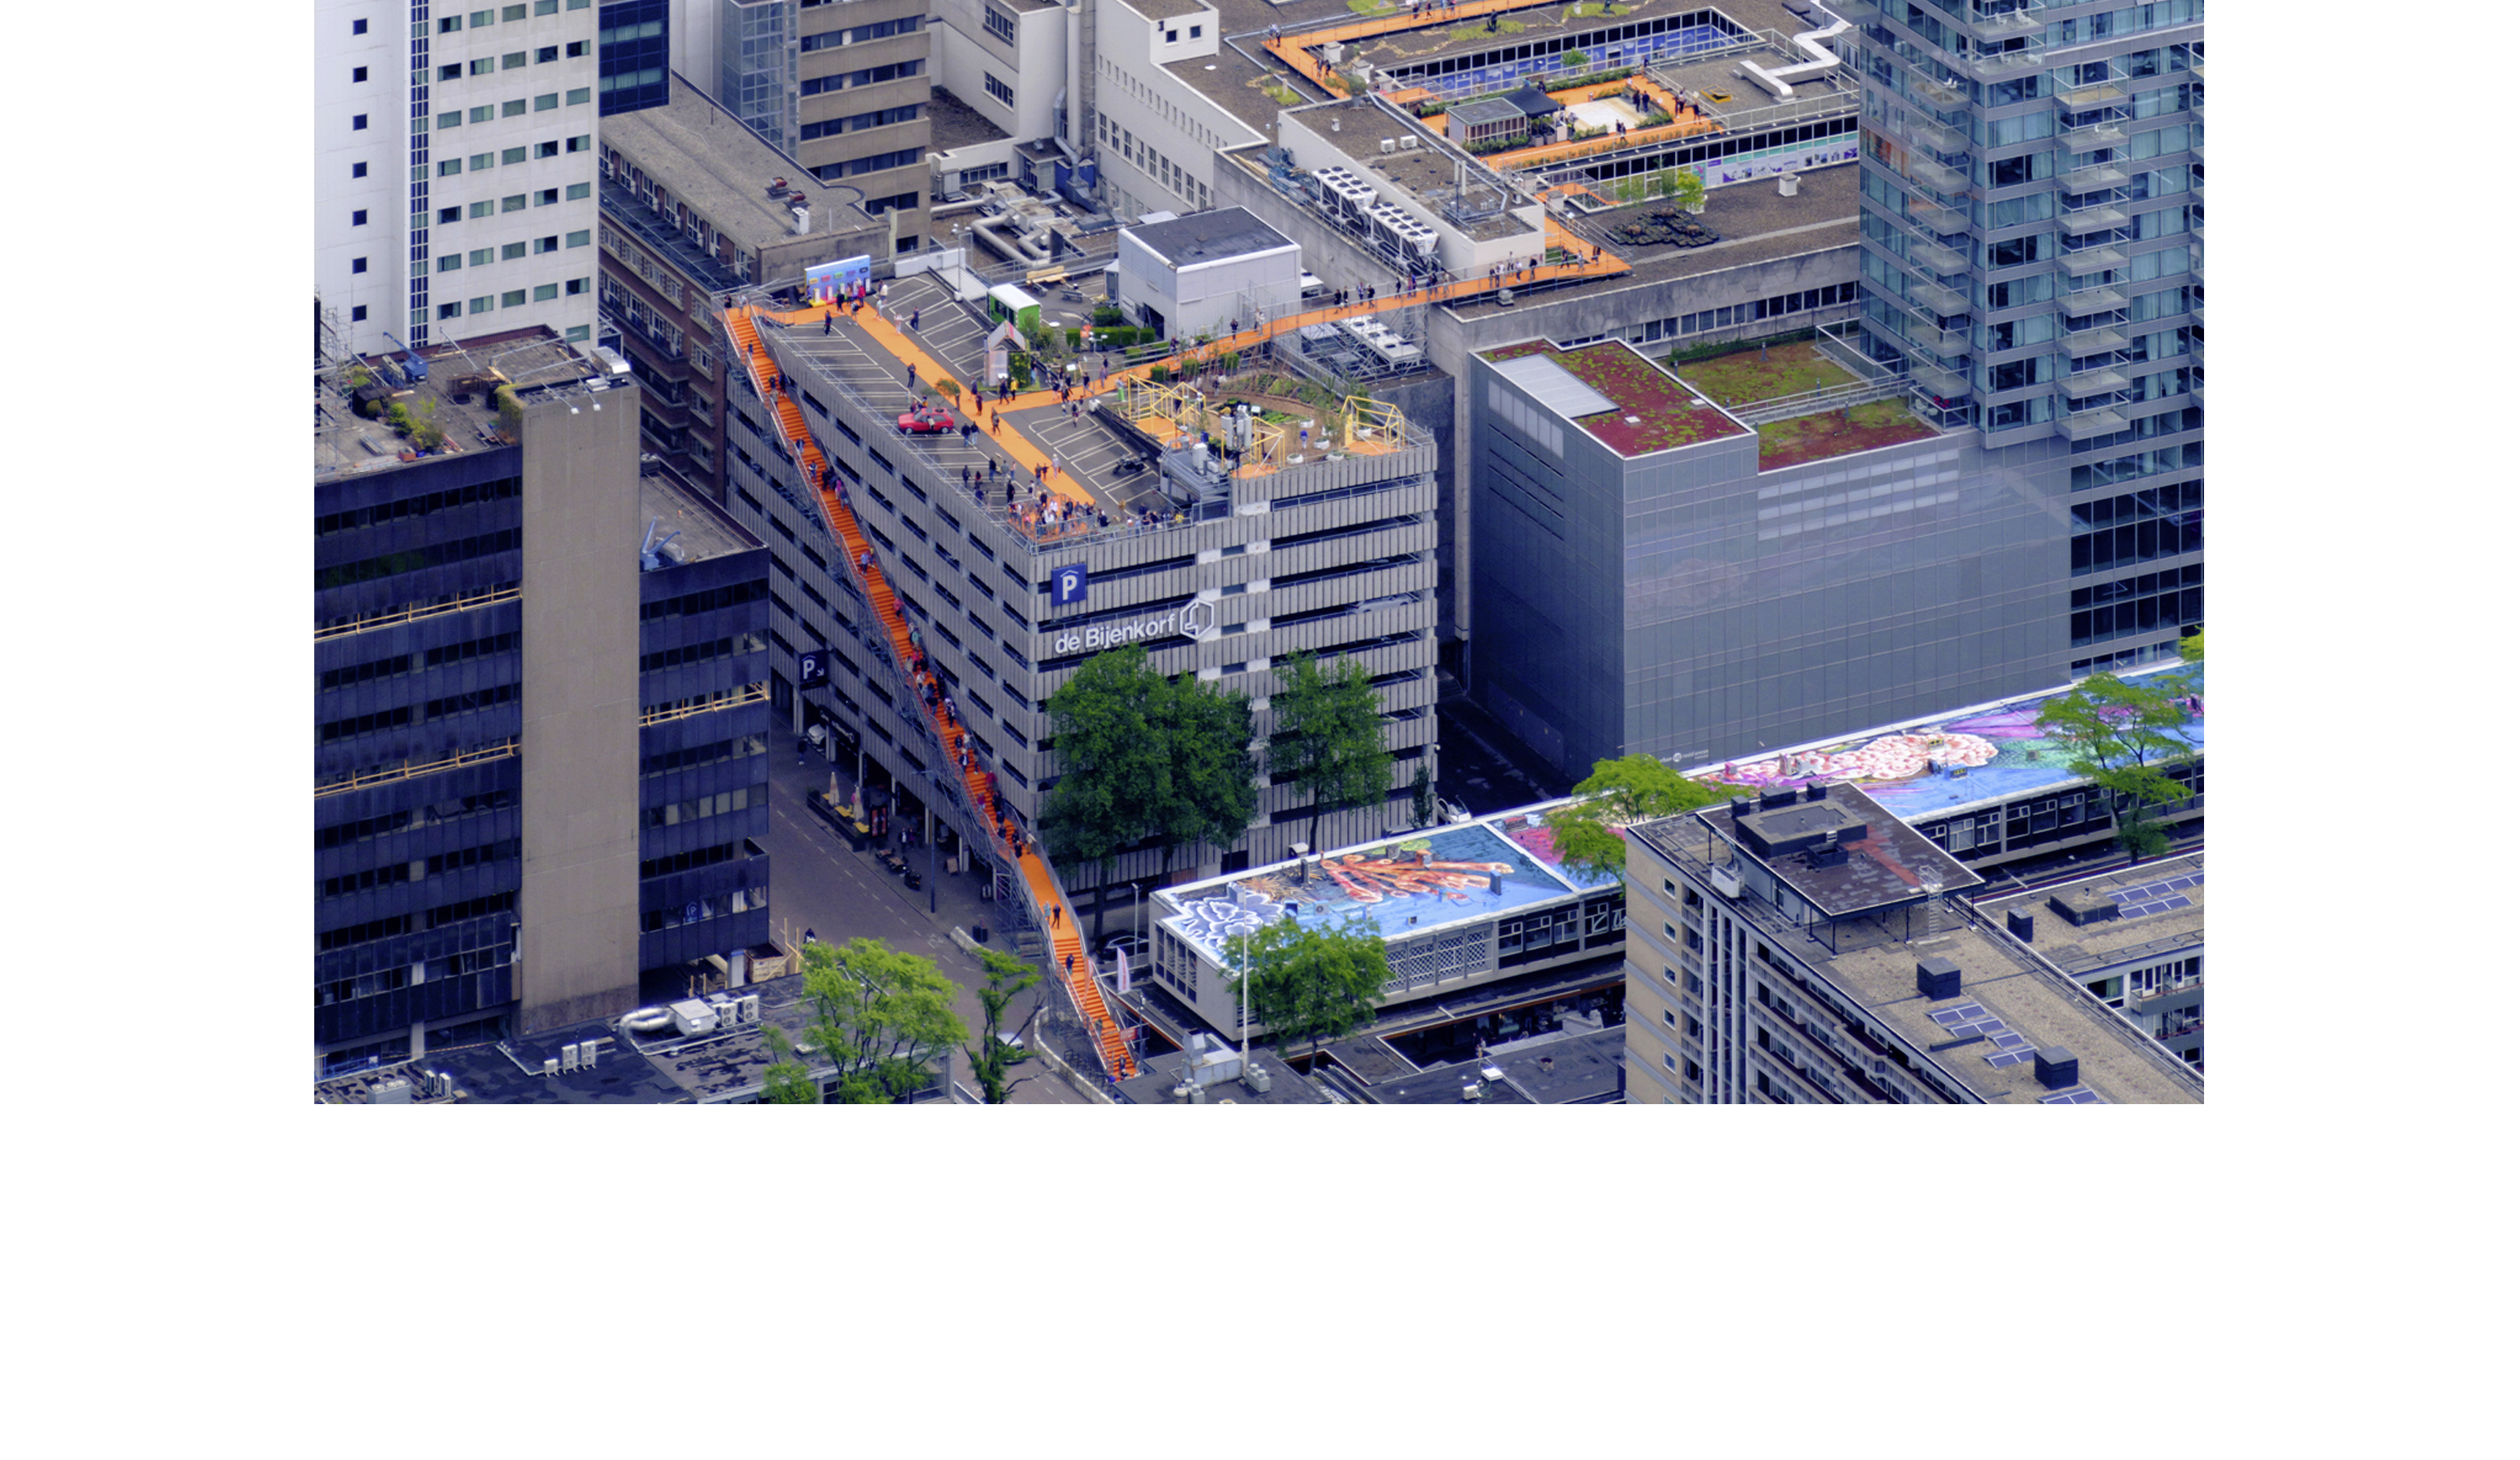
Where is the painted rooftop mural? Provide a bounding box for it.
[1155,820,1593,965]
[1683,662,2205,819]
[1485,808,1625,891]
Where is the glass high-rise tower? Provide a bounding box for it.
[1845,1,2204,673]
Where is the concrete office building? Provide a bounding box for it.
[928,0,1070,191]
[1982,851,2203,1068]
[1467,334,2062,778]
[316,0,603,361]
[1620,781,2199,1102]
[718,270,1442,893]
[596,71,891,495]
[667,0,935,256]
[315,328,772,1079]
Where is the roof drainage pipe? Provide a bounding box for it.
[1739,11,1852,100]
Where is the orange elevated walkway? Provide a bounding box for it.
[724,305,1137,1080]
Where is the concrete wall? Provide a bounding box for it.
[934,0,1066,144]
[1087,3,1251,221]
[518,388,646,1030]
[314,0,406,357]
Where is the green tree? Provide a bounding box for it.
[1660,167,1705,211]
[795,939,968,1102]
[1269,651,1393,854]
[1410,764,1435,828]
[2035,672,2200,865]
[2179,630,2205,665]
[1226,914,1390,1061]
[758,1024,821,1104]
[966,949,1044,1105]
[1542,754,1732,882]
[1044,645,1257,933]
[1041,645,1175,938]
[1152,669,1259,879]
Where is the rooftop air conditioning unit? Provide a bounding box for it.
[560,1043,581,1070]
[1710,865,1744,899]
[1399,134,1418,150]
[1379,137,1396,155]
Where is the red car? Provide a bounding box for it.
[897,405,955,435]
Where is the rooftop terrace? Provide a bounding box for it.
[314,327,607,483]
[758,270,1433,550]
[1481,338,1750,454]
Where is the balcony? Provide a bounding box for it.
[2061,202,2130,234]
[2057,79,2128,109]
[1906,236,1970,274]
[1962,45,2047,82]
[2059,121,2127,150]
[2062,284,2128,316]
[2059,242,2127,273]
[1906,197,1970,234]
[2065,365,2128,396]
[1909,361,1968,398]
[2061,404,2128,439]
[1905,155,1970,193]
[2065,323,2128,355]
[1965,6,2046,43]
[1902,114,1969,154]
[1906,278,1969,316]
[2062,162,2129,193]
[1885,318,1971,360]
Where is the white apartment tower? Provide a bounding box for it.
[318,1,604,358]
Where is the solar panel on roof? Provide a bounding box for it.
[1954,1003,1987,1019]
[1985,1049,2034,1068]
[2039,1088,2104,1104]
[1930,1010,1965,1028]
[1989,1031,2027,1050]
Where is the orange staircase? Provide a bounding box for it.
[725,306,1139,1080]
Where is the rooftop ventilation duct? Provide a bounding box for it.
[2005,910,2035,942]
[1739,11,1851,99]
[2033,1047,2079,1091]
[1915,955,1962,1001]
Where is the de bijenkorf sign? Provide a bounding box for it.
[1051,598,1215,654]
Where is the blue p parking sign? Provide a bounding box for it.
[798,648,829,687]
[1052,563,1089,606]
